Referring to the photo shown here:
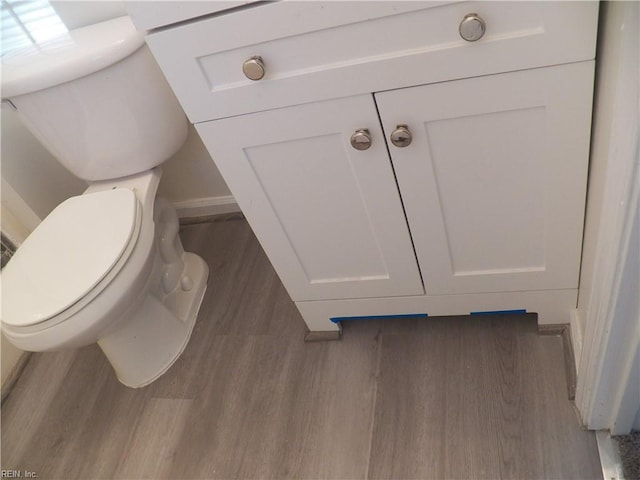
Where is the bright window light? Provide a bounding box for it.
[1,0,68,56]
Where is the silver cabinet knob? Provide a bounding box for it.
[242,56,265,81]
[390,125,412,148]
[350,129,372,150]
[459,13,486,42]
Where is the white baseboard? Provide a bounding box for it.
[569,309,584,373]
[172,195,240,219]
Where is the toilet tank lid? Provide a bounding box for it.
[1,16,145,98]
[1,188,139,328]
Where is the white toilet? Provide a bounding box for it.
[0,16,209,387]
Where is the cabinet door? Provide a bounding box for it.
[376,62,594,295]
[195,95,423,301]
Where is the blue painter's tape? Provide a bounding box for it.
[330,313,428,324]
[470,309,527,316]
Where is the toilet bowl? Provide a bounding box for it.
[1,17,209,387]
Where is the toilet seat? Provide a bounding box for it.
[2,188,141,328]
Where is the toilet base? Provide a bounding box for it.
[97,252,209,387]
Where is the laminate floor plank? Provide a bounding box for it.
[1,219,601,479]
[163,331,378,479]
[114,398,193,479]
[440,317,506,480]
[265,333,378,479]
[1,349,78,469]
[179,221,307,338]
[59,360,154,480]
[3,345,117,479]
[367,315,601,480]
[367,320,449,479]
[524,336,602,478]
[145,221,306,402]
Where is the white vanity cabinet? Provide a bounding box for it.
[139,1,599,332]
[196,60,594,300]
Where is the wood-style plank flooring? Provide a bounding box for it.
[1,218,602,479]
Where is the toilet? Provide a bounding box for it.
[0,16,209,387]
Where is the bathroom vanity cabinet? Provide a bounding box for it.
[131,1,599,332]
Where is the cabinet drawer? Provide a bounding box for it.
[147,1,598,123]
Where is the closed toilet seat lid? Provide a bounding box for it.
[2,188,139,328]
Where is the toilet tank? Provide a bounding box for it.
[1,17,188,181]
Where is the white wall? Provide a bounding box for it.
[157,125,233,214]
[1,107,88,219]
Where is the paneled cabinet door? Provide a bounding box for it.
[195,95,424,301]
[376,62,594,295]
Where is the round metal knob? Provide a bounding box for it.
[242,56,265,81]
[459,13,486,42]
[390,125,412,148]
[350,129,372,150]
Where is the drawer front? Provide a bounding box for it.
[147,1,598,123]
